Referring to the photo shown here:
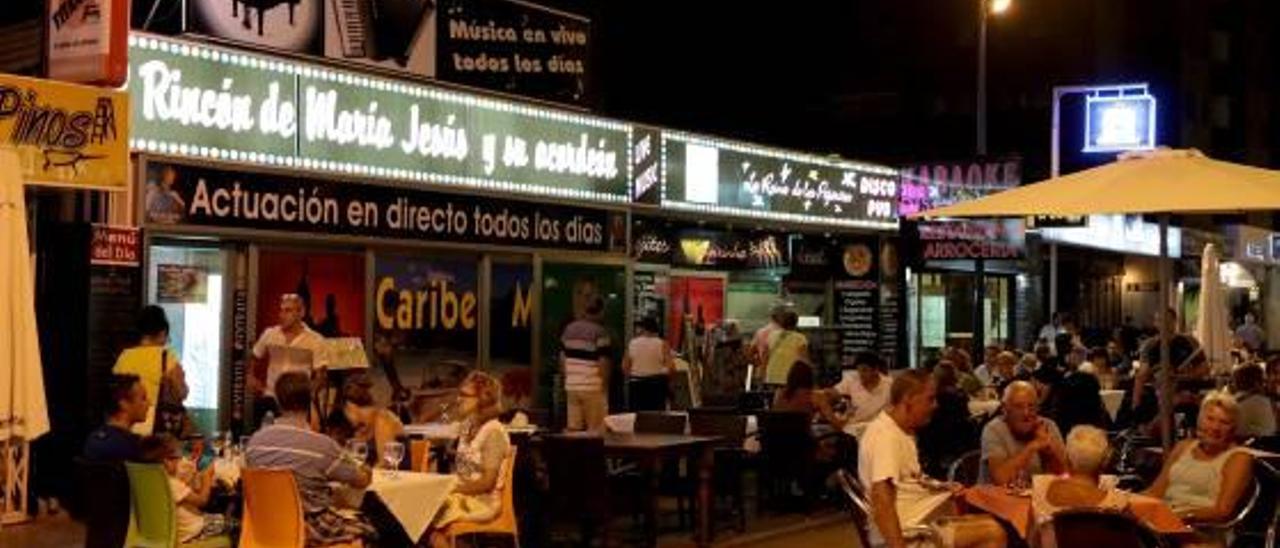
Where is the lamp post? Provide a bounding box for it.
[974,0,1008,358]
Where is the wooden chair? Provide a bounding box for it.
[241,467,361,548]
[688,413,750,532]
[756,410,817,509]
[439,448,520,548]
[634,412,688,434]
[543,435,614,546]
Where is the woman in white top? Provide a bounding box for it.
[430,371,512,546]
[623,317,675,411]
[1032,425,1129,548]
[1144,391,1253,537]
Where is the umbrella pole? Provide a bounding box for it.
[1158,214,1174,450]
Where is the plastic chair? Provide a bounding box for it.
[1049,508,1165,547]
[72,457,132,548]
[410,439,432,473]
[241,468,363,548]
[439,448,520,548]
[123,462,230,548]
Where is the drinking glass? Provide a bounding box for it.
[384,441,405,478]
[212,432,227,459]
[348,440,369,464]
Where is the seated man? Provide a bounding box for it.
[980,381,1068,486]
[84,374,149,462]
[859,370,1006,548]
[828,351,892,426]
[246,372,374,546]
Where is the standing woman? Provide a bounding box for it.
[113,305,188,435]
[622,317,675,411]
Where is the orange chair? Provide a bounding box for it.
[410,439,432,473]
[240,468,361,548]
[438,447,520,548]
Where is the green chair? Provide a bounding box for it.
[124,462,232,548]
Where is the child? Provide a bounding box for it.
[138,435,230,543]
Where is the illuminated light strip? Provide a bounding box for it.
[662,200,899,231]
[664,131,898,176]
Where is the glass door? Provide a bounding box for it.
[147,243,231,434]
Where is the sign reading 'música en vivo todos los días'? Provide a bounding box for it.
[125,33,629,203]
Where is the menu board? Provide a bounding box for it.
[633,270,667,332]
[837,280,878,365]
[878,240,903,368]
[87,265,142,415]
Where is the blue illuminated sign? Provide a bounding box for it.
[1083,92,1156,153]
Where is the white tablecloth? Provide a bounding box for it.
[603,412,759,437]
[968,399,1002,418]
[404,422,462,440]
[1100,390,1125,421]
[368,470,458,542]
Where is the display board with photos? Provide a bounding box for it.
[128,33,626,203]
[660,132,900,229]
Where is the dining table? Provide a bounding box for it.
[961,483,1190,540]
[364,470,458,543]
[543,431,721,548]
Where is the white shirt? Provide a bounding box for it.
[168,476,205,543]
[858,411,952,544]
[834,371,891,426]
[627,336,668,377]
[974,364,994,386]
[253,324,327,396]
[1039,324,1064,355]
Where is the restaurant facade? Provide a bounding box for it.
[118,33,905,433]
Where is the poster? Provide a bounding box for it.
[922,295,947,349]
[370,254,478,408]
[156,264,209,303]
[186,0,325,54]
[633,270,668,336]
[323,0,437,76]
[490,262,533,408]
[254,250,366,340]
[836,239,878,365]
[667,276,725,352]
[539,263,625,408]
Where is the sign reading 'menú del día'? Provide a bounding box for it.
[126,33,629,203]
[660,132,899,230]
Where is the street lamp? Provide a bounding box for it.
[977,0,1011,155]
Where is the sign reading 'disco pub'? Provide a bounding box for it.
[127,34,629,203]
[661,133,899,229]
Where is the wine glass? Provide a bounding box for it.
[212,432,227,459]
[383,441,405,478]
[348,440,369,465]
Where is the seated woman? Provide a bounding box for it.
[1231,364,1276,439]
[772,360,820,414]
[328,373,405,466]
[1032,425,1128,548]
[1143,391,1254,533]
[430,371,512,546]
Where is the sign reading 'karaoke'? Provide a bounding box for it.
[127,34,628,203]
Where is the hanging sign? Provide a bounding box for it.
[89,224,140,267]
[1084,92,1157,153]
[128,33,629,203]
[0,73,129,190]
[47,0,129,86]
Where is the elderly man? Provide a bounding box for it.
[251,293,328,426]
[859,370,1006,548]
[980,381,1068,486]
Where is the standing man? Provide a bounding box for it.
[1038,312,1065,356]
[251,293,328,427]
[561,296,613,432]
[1236,312,1266,354]
[859,370,1006,548]
[979,381,1068,486]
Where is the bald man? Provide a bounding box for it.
[251,293,328,425]
[980,381,1067,486]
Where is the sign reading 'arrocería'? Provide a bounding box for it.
[127,34,629,203]
[0,73,128,190]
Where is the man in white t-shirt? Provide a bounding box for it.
[858,370,1006,548]
[830,351,891,427]
[251,293,328,424]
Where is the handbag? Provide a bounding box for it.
[154,349,191,437]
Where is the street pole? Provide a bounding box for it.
[977,0,988,156]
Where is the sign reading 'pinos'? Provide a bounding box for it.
[0,73,129,190]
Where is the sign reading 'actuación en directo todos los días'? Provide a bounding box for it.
[126,33,629,203]
[657,132,900,229]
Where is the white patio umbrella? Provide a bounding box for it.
[1195,244,1230,375]
[0,148,48,442]
[915,148,1280,448]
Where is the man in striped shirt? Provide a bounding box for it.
[561,296,613,433]
[246,371,374,544]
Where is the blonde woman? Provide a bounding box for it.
[1144,391,1253,541]
[430,371,512,546]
